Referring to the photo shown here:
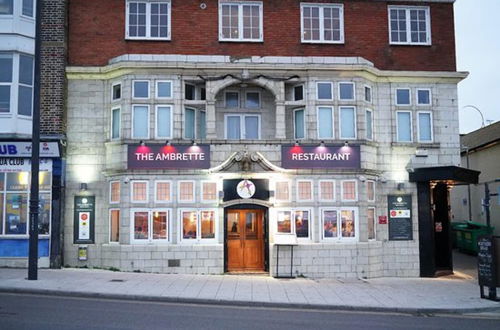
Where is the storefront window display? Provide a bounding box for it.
[321,208,358,241]
[180,209,217,242]
[276,209,311,239]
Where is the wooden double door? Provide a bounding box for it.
[226,209,265,272]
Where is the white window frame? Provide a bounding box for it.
[416,88,432,106]
[224,114,261,140]
[417,110,433,143]
[201,181,218,203]
[388,5,431,46]
[319,207,359,242]
[341,180,358,202]
[225,90,240,108]
[111,81,121,102]
[111,107,121,140]
[0,53,35,117]
[319,180,336,202]
[338,82,355,101]
[131,180,149,203]
[365,108,373,141]
[300,3,344,44]
[274,208,313,241]
[155,80,173,99]
[274,180,291,202]
[364,85,372,103]
[155,104,173,139]
[367,207,376,241]
[316,106,335,139]
[177,180,196,203]
[109,208,120,244]
[218,1,264,42]
[132,80,150,99]
[395,88,411,106]
[245,91,261,109]
[339,106,357,140]
[396,110,413,143]
[316,81,334,100]
[130,208,171,244]
[293,108,306,140]
[125,0,172,40]
[296,179,314,202]
[109,180,121,204]
[132,104,150,139]
[21,0,35,19]
[178,208,218,244]
[366,180,376,202]
[184,107,197,139]
[154,180,172,203]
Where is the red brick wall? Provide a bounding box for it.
[68,0,456,71]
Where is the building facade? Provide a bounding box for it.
[64,0,470,278]
[0,0,66,268]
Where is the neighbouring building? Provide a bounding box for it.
[451,122,500,235]
[64,0,478,278]
[0,0,66,268]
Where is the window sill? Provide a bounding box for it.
[390,42,431,47]
[125,37,171,42]
[301,40,344,45]
[391,142,440,148]
[218,39,263,43]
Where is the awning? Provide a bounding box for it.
[408,166,480,184]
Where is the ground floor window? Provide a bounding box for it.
[179,209,217,243]
[109,209,120,243]
[275,208,311,239]
[320,207,358,241]
[130,209,170,243]
[367,207,375,240]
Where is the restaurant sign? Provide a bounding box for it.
[127,144,210,170]
[281,145,360,169]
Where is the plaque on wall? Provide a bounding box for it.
[223,179,269,202]
[73,196,95,244]
[388,195,413,241]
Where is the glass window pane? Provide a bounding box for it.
[397,112,412,142]
[110,181,120,203]
[294,85,303,101]
[182,211,197,239]
[417,90,430,105]
[368,208,375,240]
[112,108,120,139]
[133,106,148,138]
[132,182,147,202]
[22,0,33,16]
[38,193,51,235]
[340,107,355,139]
[179,182,194,202]
[0,86,10,112]
[225,92,239,108]
[157,81,172,98]
[112,84,121,100]
[246,92,260,108]
[367,181,375,201]
[339,83,354,100]
[157,106,171,138]
[202,182,217,201]
[18,86,33,116]
[275,182,289,201]
[342,181,356,200]
[366,110,373,140]
[294,109,305,139]
[19,55,34,85]
[323,210,338,238]
[152,211,167,240]
[318,107,333,138]
[320,181,334,200]
[364,86,371,102]
[419,113,432,141]
[317,83,332,100]
[0,172,4,190]
[184,108,195,139]
[244,116,259,139]
[7,172,29,191]
[134,212,149,240]
[0,54,13,82]
[201,210,215,239]
[0,192,3,234]
[277,210,291,233]
[133,81,149,98]
[156,182,171,202]
[198,111,206,140]
[5,193,28,235]
[38,171,51,191]
[396,89,410,105]
[226,116,241,139]
[297,181,312,200]
[341,210,355,238]
[110,210,120,242]
[295,210,309,238]
[185,84,195,100]
[0,0,13,14]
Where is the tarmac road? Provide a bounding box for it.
[0,292,499,330]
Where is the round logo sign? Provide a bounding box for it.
[397,197,403,203]
[236,180,256,199]
[81,214,88,221]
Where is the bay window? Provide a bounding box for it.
[111,107,121,139]
[219,1,263,42]
[0,0,13,15]
[365,109,373,140]
[0,53,34,116]
[126,0,171,40]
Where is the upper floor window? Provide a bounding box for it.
[22,0,34,17]
[396,88,410,106]
[301,3,344,43]
[317,82,333,100]
[225,114,260,140]
[0,0,13,15]
[219,1,263,42]
[112,82,121,101]
[338,82,355,101]
[0,53,34,116]
[126,0,171,40]
[388,6,431,45]
[417,89,431,106]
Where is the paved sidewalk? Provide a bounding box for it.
[0,268,499,314]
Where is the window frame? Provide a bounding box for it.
[200,181,218,204]
[111,106,121,140]
[132,80,150,99]
[316,81,334,101]
[274,208,313,241]
[155,80,173,99]
[274,180,291,203]
[388,5,431,46]
[341,180,358,202]
[224,114,261,140]
[0,0,13,16]
[395,88,411,106]
[111,81,121,102]
[154,180,172,204]
[417,110,433,143]
[296,179,314,202]
[364,85,372,103]
[245,90,261,109]
[130,180,149,203]
[132,104,150,139]
[396,110,413,143]
[21,0,35,18]
[366,180,376,202]
[155,104,173,139]
[178,208,218,244]
[125,0,172,41]
[109,208,120,244]
[367,207,376,241]
[218,1,264,42]
[319,180,336,202]
[293,108,306,140]
[109,180,121,204]
[300,3,345,44]
[293,84,304,101]
[320,207,359,242]
[225,90,240,108]
[184,107,197,139]
[178,180,196,203]
[316,106,335,139]
[130,208,171,244]
[338,82,355,101]
[365,108,373,141]
[416,88,432,106]
[339,106,357,140]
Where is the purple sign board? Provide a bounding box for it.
[281,145,360,169]
[128,144,210,170]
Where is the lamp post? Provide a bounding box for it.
[28,0,43,280]
[462,105,485,128]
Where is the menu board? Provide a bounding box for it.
[73,196,95,244]
[388,195,413,241]
[477,235,497,287]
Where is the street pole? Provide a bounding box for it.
[28,0,44,280]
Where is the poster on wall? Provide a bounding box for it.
[73,196,95,244]
[388,195,413,241]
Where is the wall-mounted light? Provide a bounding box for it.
[397,182,405,191]
[166,140,171,146]
[80,183,88,191]
[319,141,325,147]
[191,140,197,146]
[359,176,366,182]
[140,140,145,146]
[294,140,300,147]
[344,141,349,147]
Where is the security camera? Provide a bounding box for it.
[123,177,130,184]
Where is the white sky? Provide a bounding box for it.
[455,0,500,133]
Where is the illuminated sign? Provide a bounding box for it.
[73,196,95,244]
[281,145,360,169]
[0,142,60,158]
[127,144,210,169]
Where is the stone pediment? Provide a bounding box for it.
[208,150,290,173]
